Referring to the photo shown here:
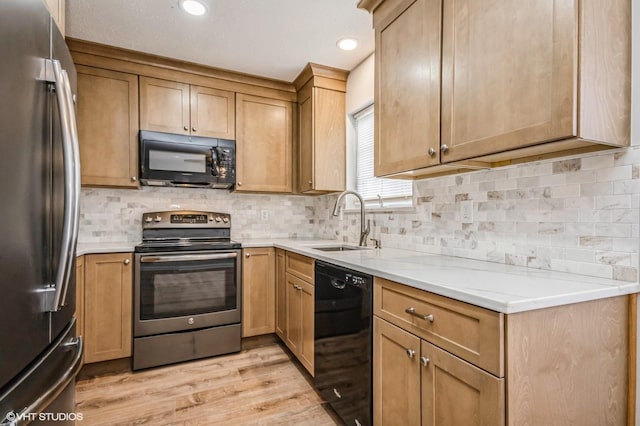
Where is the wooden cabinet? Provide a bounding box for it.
[360,0,631,178]
[277,251,314,375]
[275,249,286,338]
[294,64,348,193]
[76,66,139,188]
[139,76,235,140]
[43,0,65,35]
[374,0,442,176]
[235,94,293,193]
[83,253,133,364]
[373,277,630,425]
[242,248,275,337]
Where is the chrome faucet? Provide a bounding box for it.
[332,190,370,246]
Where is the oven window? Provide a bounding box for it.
[139,258,236,320]
[149,150,207,173]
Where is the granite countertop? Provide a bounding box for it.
[78,238,640,314]
[240,238,640,314]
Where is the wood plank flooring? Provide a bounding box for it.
[75,339,341,425]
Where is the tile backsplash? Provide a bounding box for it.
[316,147,640,282]
[79,187,318,243]
[80,147,640,282]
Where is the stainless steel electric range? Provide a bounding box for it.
[133,210,242,370]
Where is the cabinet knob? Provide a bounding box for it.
[406,348,416,359]
[131,176,137,182]
[440,144,449,153]
[123,259,130,265]
[428,147,436,157]
[183,126,188,131]
[245,253,251,258]
[192,127,196,132]
[237,182,242,186]
[308,180,312,185]
[421,356,430,367]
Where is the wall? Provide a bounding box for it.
[78,187,318,243]
[323,52,639,283]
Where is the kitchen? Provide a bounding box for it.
[1,0,640,424]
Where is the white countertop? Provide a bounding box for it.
[76,241,139,256]
[240,238,640,314]
[77,238,640,314]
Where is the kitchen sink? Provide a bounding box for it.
[311,245,366,252]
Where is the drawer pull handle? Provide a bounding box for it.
[406,348,416,359]
[405,307,434,322]
[420,356,430,367]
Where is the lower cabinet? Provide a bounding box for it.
[375,317,504,425]
[374,277,630,425]
[83,253,133,364]
[242,247,275,337]
[276,251,315,376]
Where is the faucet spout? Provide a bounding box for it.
[332,190,369,247]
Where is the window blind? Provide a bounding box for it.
[355,105,412,207]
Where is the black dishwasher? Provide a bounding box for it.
[314,261,372,426]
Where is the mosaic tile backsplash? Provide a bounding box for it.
[80,146,640,282]
[317,147,640,282]
[79,187,318,243]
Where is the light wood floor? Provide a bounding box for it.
[75,339,341,425]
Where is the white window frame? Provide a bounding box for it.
[348,104,413,211]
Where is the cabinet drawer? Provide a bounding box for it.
[285,252,314,283]
[374,278,504,377]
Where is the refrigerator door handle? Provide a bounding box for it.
[0,323,83,426]
[45,59,81,312]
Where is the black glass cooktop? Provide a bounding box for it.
[135,239,241,253]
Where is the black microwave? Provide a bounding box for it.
[139,130,235,189]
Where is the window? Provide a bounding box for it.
[354,105,413,208]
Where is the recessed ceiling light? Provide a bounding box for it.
[180,0,207,16]
[337,38,358,51]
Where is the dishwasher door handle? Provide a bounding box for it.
[330,278,346,290]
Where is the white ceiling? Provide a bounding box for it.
[66,0,374,82]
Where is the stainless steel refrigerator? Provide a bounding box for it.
[0,0,83,424]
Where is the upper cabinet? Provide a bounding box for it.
[235,94,293,193]
[76,65,139,187]
[140,76,235,140]
[360,0,631,178]
[294,64,348,193]
[43,0,65,36]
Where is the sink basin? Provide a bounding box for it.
[312,245,365,252]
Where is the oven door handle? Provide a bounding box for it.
[139,253,238,263]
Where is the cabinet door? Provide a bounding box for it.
[235,94,293,192]
[298,280,314,376]
[312,87,346,192]
[440,0,576,162]
[421,340,504,426]
[76,66,139,187]
[275,249,286,339]
[373,317,421,425]
[84,253,133,363]
[140,76,190,135]
[375,0,441,176]
[284,272,302,353]
[190,86,235,139]
[242,248,275,337]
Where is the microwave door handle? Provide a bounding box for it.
[211,147,220,177]
[46,60,80,312]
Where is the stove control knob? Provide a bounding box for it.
[222,217,229,223]
[215,216,222,222]
[154,215,162,222]
[209,216,214,222]
[144,216,153,223]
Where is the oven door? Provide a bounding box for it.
[134,250,241,336]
